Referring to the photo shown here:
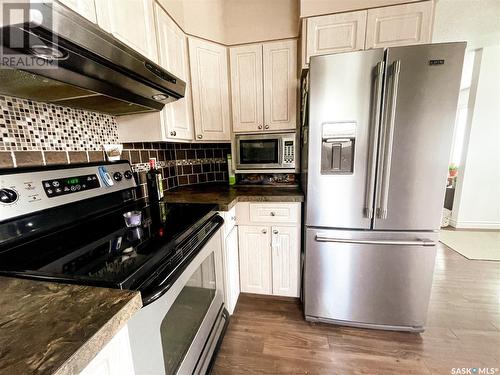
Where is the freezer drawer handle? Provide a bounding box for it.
[365,61,385,219]
[314,235,435,247]
[376,60,401,219]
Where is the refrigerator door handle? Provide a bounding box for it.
[365,61,385,219]
[315,235,436,247]
[376,60,401,219]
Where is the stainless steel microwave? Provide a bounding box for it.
[235,133,297,173]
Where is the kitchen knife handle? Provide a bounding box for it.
[315,235,435,247]
[376,60,400,220]
[365,61,385,219]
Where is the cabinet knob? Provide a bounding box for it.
[170,131,176,136]
[258,125,263,130]
[273,230,279,234]
[197,134,203,139]
[265,125,270,130]
[270,212,275,216]
[262,229,267,234]
[231,216,236,221]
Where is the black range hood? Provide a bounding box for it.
[0,2,185,115]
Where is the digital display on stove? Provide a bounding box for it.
[42,174,100,198]
[66,178,80,185]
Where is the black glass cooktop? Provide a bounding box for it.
[0,201,219,290]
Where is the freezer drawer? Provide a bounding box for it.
[304,228,437,331]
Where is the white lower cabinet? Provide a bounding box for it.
[238,203,301,298]
[80,326,135,375]
[223,225,240,314]
[271,225,300,297]
[238,225,272,295]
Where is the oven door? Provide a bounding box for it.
[235,134,282,170]
[127,231,226,375]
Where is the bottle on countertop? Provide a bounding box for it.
[146,158,164,202]
[227,154,236,185]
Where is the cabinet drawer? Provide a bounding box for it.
[237,202,300,224]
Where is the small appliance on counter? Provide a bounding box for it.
[0,161,228,375]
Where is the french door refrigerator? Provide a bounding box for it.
[303,43,466,332]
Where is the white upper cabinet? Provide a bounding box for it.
[263,40,297,132]
[154,3,193,141]
[230,40,297,133]
[58,0,97,23]
[95,0,158,62]
[230,44,264,133]
[365,1,433,49]
[306,11,367,64]
[188,37,231,141]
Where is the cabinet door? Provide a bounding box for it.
[365,1,433,49]
[230,44,264,133]
[238,225,271,295]
[271,226,300,297]
[188,38,231,142]
[306,11,367,63]
[58,0,97,23]
[154,4,193,141]
[80,326,135,375]
[95,0,157,62]
[223,226,240,314]
[263,40,297,131]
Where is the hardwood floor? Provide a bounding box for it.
[213,244,500,374]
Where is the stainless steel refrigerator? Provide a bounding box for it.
[302,43,466,332]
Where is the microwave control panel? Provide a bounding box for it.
[283,140,295,165]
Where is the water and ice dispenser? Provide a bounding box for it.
[321,122,356,175]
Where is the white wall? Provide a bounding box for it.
[157,0,299,45]
[433,0,500,229]
[450,45,500,229]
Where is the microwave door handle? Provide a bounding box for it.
[365,61,385,219]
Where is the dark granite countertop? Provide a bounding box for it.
[163,183,304,211]
[0,277,142,375]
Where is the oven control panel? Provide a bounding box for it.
[42,174,101,198]
[0,161,136,222]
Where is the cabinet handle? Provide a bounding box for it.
[262,229,267,234]
[265,125,270,130]
[197,134,203,139]
[258,125,263,130]
[273,230,279,234]
[270,212,275,216]
[170,131,176,136]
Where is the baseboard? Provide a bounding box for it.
[449,219,500,230]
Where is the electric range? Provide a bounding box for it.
[0,161,229,374]
[0,161,223,303]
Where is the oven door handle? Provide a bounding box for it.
[140,215,224,307]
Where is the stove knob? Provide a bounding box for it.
[124,170,133,180]
[113,172,123,182]
[0,188,18,204]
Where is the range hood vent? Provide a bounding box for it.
[0,2,185,115]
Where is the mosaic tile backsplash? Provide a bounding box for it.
[0,95,230,200]
[0,95,118,152]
